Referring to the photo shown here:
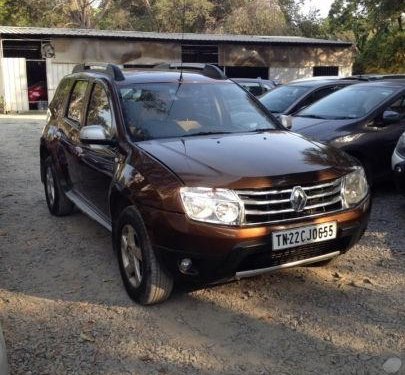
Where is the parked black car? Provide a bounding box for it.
[346,74,405,81]
[288,80,405,183]
[392,132,405,194]
[232,78,278,96]
[259,79,357,122]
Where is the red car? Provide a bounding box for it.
[28,81,47,103]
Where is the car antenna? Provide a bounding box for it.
[179,0,186,82]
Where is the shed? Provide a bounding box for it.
[0,26,354,112]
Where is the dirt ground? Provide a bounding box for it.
[0,115,404,375]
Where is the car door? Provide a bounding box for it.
[59,79,90,191]
[78,81,118,217]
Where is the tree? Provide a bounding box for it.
[219,0,289,35]
[327,0,405,73]
[153,0,214,33]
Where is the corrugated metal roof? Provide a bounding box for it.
[0,26,352,46]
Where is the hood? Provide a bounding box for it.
[291,116,359,142]
[138,131,353,188]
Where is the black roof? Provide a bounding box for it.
[353,79,405,88]
[0,26,353,47]
[70,69,230,85]
[287,78,358,88]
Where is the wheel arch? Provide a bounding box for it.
[110,189,133,227]
[343,149,373,183]
[40,144,51,183]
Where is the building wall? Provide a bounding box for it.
[269,67,313,83]
[219,44,354,68]
[0,57,29,112]
[339,65,353,77]
[220,44,354,82]
[46,59,76,102]
[51,38,181,65]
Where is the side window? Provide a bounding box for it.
[51,79,71,117]
[86,83,113,134]
[388,95,405,118]
[241,83,263,96]
[312,87,335,102]
[67,80,88,124]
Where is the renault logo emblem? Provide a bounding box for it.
[290,186,307,212]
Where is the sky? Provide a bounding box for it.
[301,0,335,18]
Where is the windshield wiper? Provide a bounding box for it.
[248,128,273,133]
[180,131,233,138]
[298,114,328,119]
[328,116,359,120]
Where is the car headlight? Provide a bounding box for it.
[341,167,369,208]
[395,133,405,157]
[179,187,243,225]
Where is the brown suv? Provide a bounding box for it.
[40,63,371,305]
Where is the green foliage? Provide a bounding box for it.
[0,0,56,27]
[219,0,288,35]
[153,0,214,33]
[327,0,405,73]
[0,0,323,36]
[356,30,405,73]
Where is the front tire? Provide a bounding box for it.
[115,206,173,305]
[43,157,74,216]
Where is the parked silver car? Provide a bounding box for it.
[0,323,8,375]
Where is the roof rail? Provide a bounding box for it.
[154,63,227,80]
[72,63,125,81]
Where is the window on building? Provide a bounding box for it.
[67,80,88,124]
[225,66,269,79]
[313,66,339,77]
[182,45,218,64]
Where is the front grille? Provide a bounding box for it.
[235,178,343,225]
[237,238,348,272]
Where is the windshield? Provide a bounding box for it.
[120,82,277,140]
[260,85,311,113]
[298,85,396,120]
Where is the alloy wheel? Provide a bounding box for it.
[121,224,143,288]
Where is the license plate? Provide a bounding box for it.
[272,222,337,251]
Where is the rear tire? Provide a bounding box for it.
[115,206,173,305]
[44,157,74,216]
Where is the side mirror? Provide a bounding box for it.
[382,110,400,125]
[80,125,116,146]
[280,114,293,130]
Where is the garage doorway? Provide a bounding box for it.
[26,60,48,110]
[2,39,49,111]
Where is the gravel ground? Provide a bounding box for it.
[0,115,404,375]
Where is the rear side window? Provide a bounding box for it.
[67,80,88,124]
[86,83,113,134]
[50,79,71,117]
[388,95,405,118]
[240,83,263,96]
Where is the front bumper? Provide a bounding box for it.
[392,150,405,195]
[141,196,371,283]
